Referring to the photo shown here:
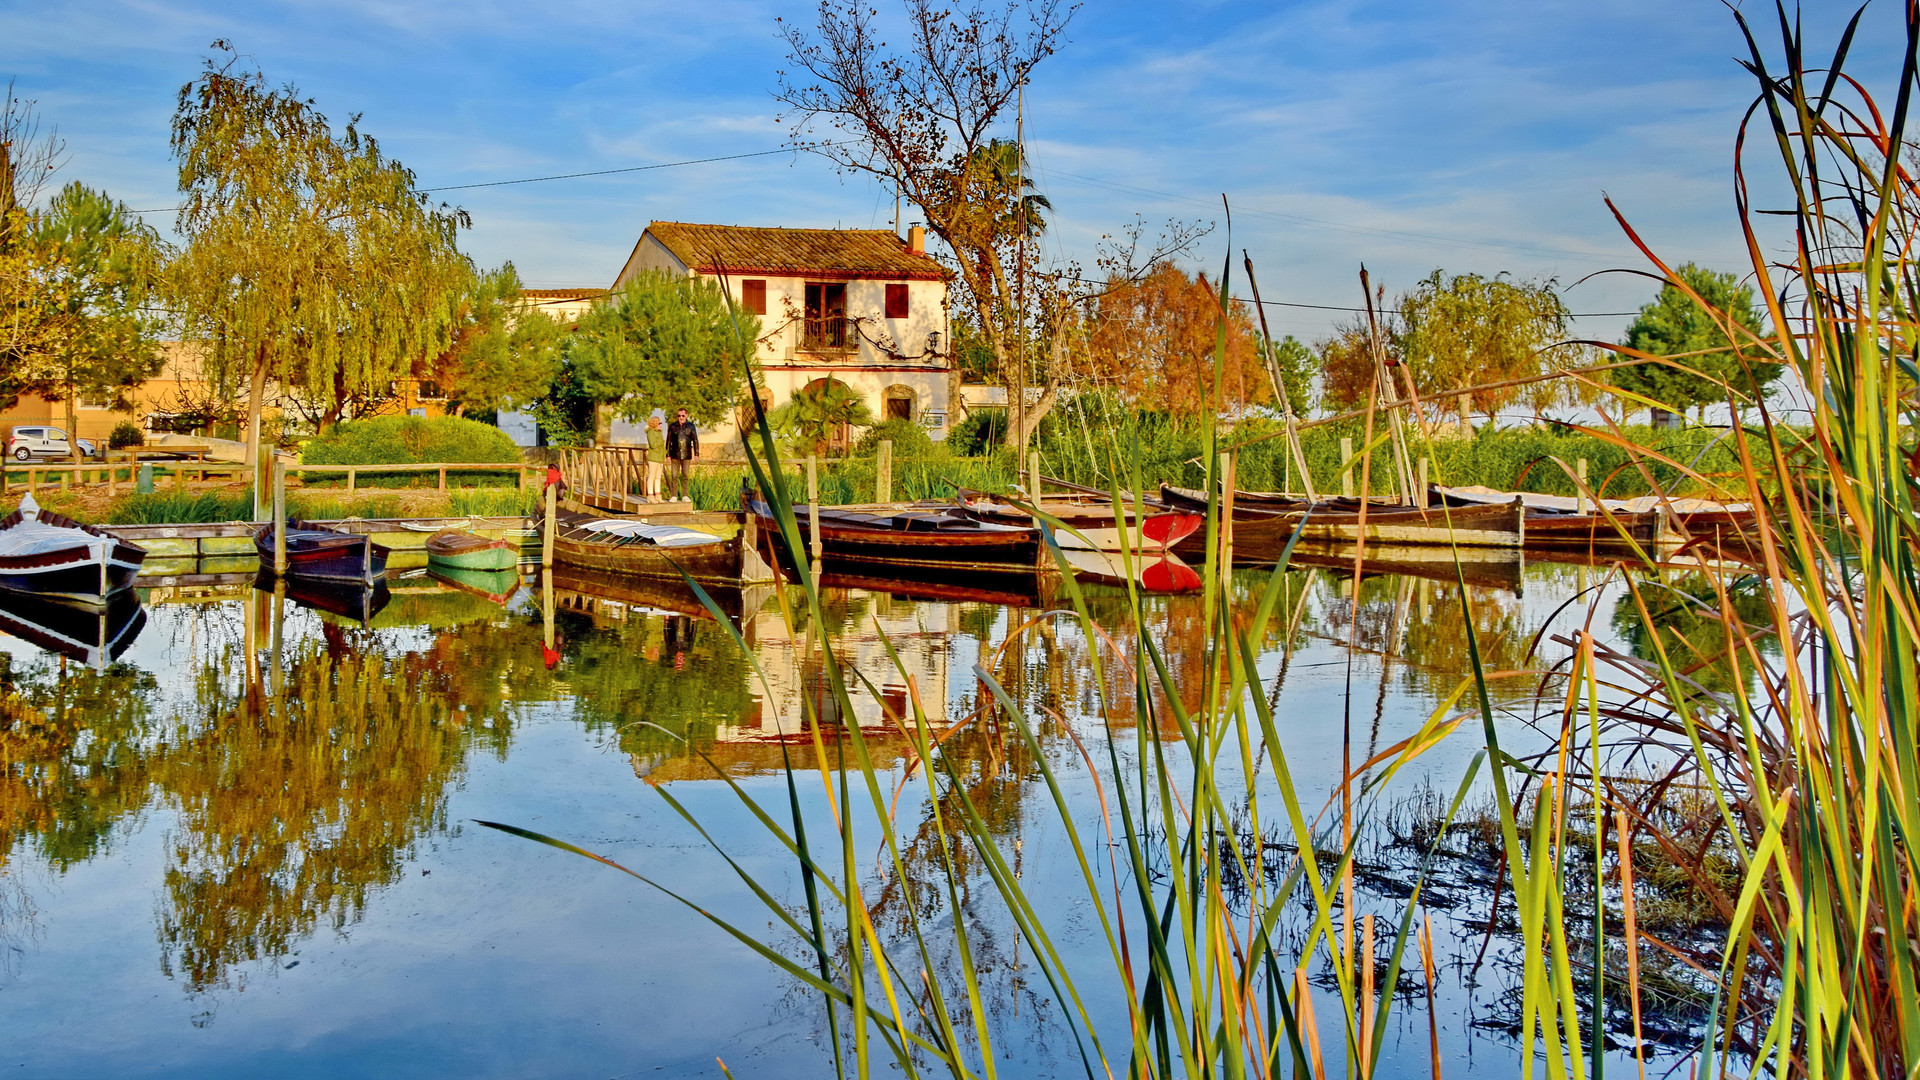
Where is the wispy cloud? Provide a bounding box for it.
[3,0,1898,334]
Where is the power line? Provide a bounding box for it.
[126,145,816,214]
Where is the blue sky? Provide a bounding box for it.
[3,0,1896,343]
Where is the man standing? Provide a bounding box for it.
[665,408,699,502]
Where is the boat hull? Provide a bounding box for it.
[1174,499,1526,560]
[750,500,1039,573]
[255,523,390,583]
[425,530,521,571]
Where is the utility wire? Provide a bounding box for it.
[126,145,816,214]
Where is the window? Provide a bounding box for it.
[803,282,849,349]
[741,279,767,315]
[885,283,908,320]
[417,381,445,401]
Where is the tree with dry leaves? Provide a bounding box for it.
[1085,263,1267,417]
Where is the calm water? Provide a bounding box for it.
[0,554,1720,1078]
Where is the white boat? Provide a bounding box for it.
[0,493,147,607]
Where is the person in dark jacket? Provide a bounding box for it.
[665,408,699,501]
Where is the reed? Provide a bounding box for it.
[482,7,1913,1078]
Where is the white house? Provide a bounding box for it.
[612,221,954,453]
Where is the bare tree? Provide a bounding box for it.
[775,0,1075,454]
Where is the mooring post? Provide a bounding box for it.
[806,454,822,570]
[1416,457,1429,509]
[272,459,288,575]
[1220,451,1237,584]
[1340,437,1355,499]
[876,440,893,505]
[541,478,557,569]
[1576,458,1589,516]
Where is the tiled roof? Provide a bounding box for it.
[521,288,608,300]
[643,222,948,281]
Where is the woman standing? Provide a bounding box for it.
[644,414,666,499]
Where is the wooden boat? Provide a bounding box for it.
[427,565,521,605]
[259,571,391,625]
[1431,484,1747,541]
[747,496,1040,572]
[1050,513,1205,592]
[1158,484,1315,516]
[548,510,758,583]
[255,520,389,583]
[955,489,1145,530]
[0,493,147,606]
[1162,488,1527,556]
[425,528,519,571]
[0,588,146,671]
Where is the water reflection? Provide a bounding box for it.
[0,550,1748,1076]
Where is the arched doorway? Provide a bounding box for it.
[882,384,917,423]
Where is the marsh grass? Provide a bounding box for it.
[481,7,1912,1079]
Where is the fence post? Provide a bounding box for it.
[541,479,556,569]
[346,466,357,493]
[1340,437,1355,499]
[806,454,822,570]
[876,440,893,505]
[438,464,447,492]
[1576,458,1589,516]
[272,460,288,574]
[1416,456,1429,510]
[60,466,70,492]
[28,468,37,496]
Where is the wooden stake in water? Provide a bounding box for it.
[876,440,893,505]
[806,454,822,570]
[1219,451,1236,586]
[1341,437,1355,499]
[1416,456,1429,510]
[1576,457,1589,516]
[272,460,288,575]
[541,479,557,569]
[1028,450,1042,502]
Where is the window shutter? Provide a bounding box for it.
[742,279,767,315]
[885,283,908,319]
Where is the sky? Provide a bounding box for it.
[2,0,1899,346]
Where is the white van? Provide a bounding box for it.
[6,426,98,461]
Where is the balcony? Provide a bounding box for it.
[800,314,854,352]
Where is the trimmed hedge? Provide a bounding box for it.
[302,415,520,466]
[853,418,935,458]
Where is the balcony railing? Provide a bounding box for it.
[801,315,852,351]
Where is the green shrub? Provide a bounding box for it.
[853,418,934,458]
[303,415,520,466]
[947,408,1007,456]
[108,422,145,450]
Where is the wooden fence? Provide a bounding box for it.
[0,459,538,498]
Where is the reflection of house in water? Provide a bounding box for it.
[733,591,956,741]
[549,582,960,783]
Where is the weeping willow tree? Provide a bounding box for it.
[165,43,470,516]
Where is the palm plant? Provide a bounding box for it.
[768,380,875,458]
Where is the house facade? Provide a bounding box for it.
[611,221,953,453]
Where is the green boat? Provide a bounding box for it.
[425,528,520,571]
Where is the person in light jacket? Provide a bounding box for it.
[644,414,666,499]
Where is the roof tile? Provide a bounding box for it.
[644,222,948,281]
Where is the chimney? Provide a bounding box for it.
[907,224,925,255]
